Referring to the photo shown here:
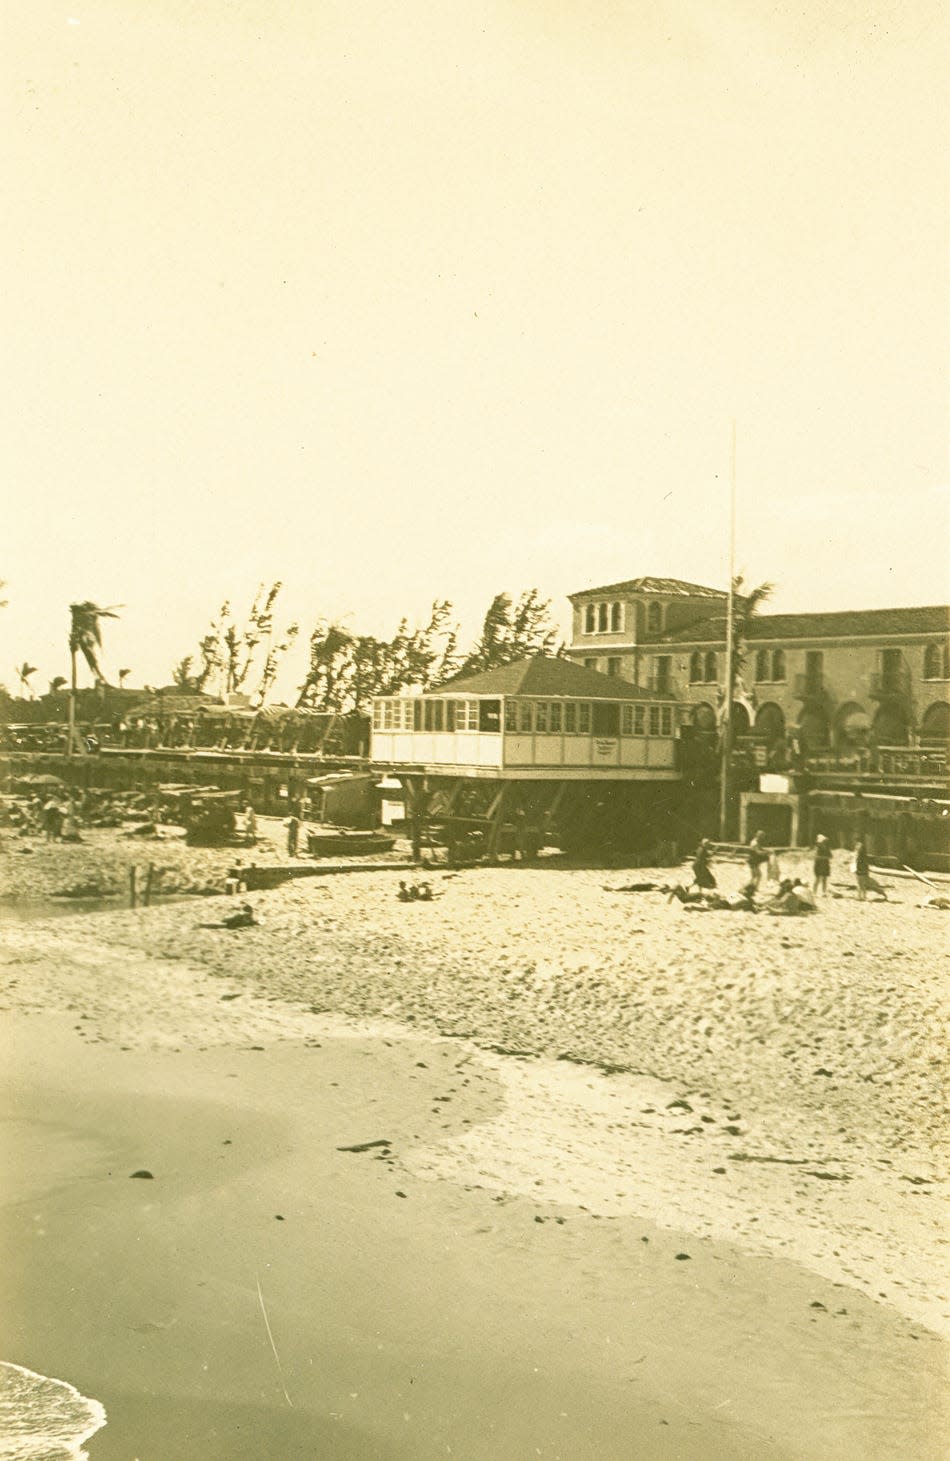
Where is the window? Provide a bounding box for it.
[924,642,949,679]
[535,701,549,733]
[401,700,415,730]
[597,602,608,633]
[755,649,769,682]
[423,699,434,731]
[654,656,672,693]
[660,706,673,736]
[689,651,703,683]
[771,649,786,682]
[704,651,718,683]
[564,702,577,733]
[549,701,562,733]
[584,603,596,634]
[372,702,383,730]
[433,699,445,732]
[445,700,455,733]
[413,699,423,731]
[479,699,501,732]
[583,657,597,671]
[610,602,622,632]
[634,704,645,736]
[606,657,621,678]
[649,705,660,736]
[578,702,591,734]
[382,699,395,730]
[505,701,518,731]
[621,704,633,735]
[646,602,662,634]
[592,702,619,736]
[519,700,533,733]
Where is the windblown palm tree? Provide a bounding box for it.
[15,661,38,698]
[67,601,120,753]
[48,675,68,696]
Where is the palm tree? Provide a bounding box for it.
[68,601,120,754]
[48,675,68,696]
[15,661,38,698]
[118,668,131,687]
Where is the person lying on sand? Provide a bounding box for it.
[199,902,261,929]
[921,894,950,910]
[605,881,663,893]
[668,883,758,912]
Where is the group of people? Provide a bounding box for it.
[396,879,440,903]
[684,829,887,911]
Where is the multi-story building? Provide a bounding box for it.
[566,576,950,751]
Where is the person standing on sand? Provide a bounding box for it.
[746,830,769,890]
[286,814,300,857]
[244,804,257,845]
[691,838,716,889]
[853,839,871,901]
[813,834,831,895]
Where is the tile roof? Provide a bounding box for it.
[435,655,667,700]
[661,606,950,644]
[567,576,727,603]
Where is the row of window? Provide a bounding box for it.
[581,601,666,636]
[583,601,624,634]
[755,649,787,683]
[372,697,674,738]
[924,643,950,680]
[689,651,719,684]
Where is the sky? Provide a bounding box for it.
[2,0,948,699]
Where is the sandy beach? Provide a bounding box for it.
[1,837,947,1458]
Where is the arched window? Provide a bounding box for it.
[610,602,622,632]
[704,651,718,683]
[924,642,946,680]
[597,602,608,633]
[755,649,769,682]
[646,602,662,634]
[771,649,786,682]
[689,651,703,683]
[584,604,595,634]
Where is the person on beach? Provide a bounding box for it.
[222,902,260,928]
[244,804,257,845]
[763,878,817,915]
[746,830,769,890]
[813,834,831,894]
[42,799,63,842]
[691,839,716,890]
[286,814,300,857]
[853,839,871,901]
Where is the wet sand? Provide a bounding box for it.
[0,849,947,1457]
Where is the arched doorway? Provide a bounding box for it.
[798,706,830,752]
[691,702,717,734]
[835,702,869,753]
[872,703,909,746]
[920,701,950,741]
[754,702,785,745]
[731,703,751,737]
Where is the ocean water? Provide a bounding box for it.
[0,1364,106,1460]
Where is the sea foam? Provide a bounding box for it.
[0,1363,106,1460]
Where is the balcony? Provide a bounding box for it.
[870,665,912,700]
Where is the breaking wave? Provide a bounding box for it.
[0,1363,106,1460]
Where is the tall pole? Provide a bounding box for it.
[67,643,77,758]
[718,422,737,840]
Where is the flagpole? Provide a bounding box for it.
[718,422,737,840]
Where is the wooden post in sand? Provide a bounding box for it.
[143,863,154,906]
[719,421,737,842]
[129,865,137,908]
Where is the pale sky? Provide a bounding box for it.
[2,1,948,697]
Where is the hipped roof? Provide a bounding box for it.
[662,605,950,645]
[568,576,726,602]
[434,655,669,701]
